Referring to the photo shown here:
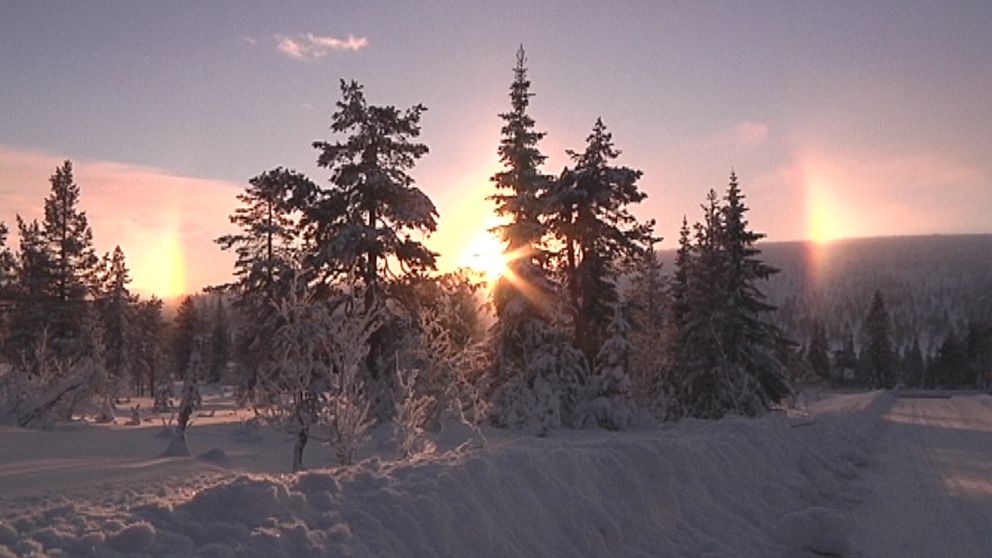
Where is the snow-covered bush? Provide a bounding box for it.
[490,317,588,435]
[413,306,488,445]
[321,306,377,465]
[0,331,108,428]
[392,363,434,458]
[255,274,378,470]
[583,304,637,430]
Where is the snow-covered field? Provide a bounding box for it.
[1,390,990,557]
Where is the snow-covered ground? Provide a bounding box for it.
[848,393,992,557]
[1,390,990,557]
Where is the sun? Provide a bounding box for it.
[460,231,508,281]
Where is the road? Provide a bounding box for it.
[849,393,992,557]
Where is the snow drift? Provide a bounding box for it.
[0,392,890,558]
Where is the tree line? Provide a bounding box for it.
[2,47,803,464]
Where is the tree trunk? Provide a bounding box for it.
[292,424,309,472]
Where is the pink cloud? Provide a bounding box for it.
[275,33,368,60]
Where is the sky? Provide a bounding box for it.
[1,1,990,297]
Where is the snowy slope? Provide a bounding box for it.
[0,392,892,558]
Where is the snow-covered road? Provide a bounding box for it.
[850,394,992,557]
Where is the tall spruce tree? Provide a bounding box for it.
[675,176,791,418]
[488,47,585,431]
[41,160,99,357]
[864,290,895,388]
[489,46,557,370]
[549,118,655,362]
[718,172,791,405]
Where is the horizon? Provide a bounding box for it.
[2,3,991,298]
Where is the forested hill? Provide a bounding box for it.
[659,234,992,353]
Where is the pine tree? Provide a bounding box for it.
[306,80,438,381]
[307,80,438,305]
[864,290,895,388]
[216,168,313,392]
[550,118,655,362]
[216,168,309,300]
[41,160,99,358]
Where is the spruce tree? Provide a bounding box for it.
[550,118,655,362]
[41,160,99,357]
[717,172,791,407]
[488,45,557,371]
[96,246,136,388]
[487,47,585,431]
[864,290,895,388]
[589,302,635,430]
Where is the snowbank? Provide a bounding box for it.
[0,392,891,557]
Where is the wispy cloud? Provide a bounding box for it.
[0,145,241,297]
[242,35,258,46]
[274,33,368,60]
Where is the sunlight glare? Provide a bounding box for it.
[131,231,186,299]
[460,231,508,280]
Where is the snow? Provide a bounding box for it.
[0,389,917,557]
[3,389,992,557]
[848,393,992,556]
